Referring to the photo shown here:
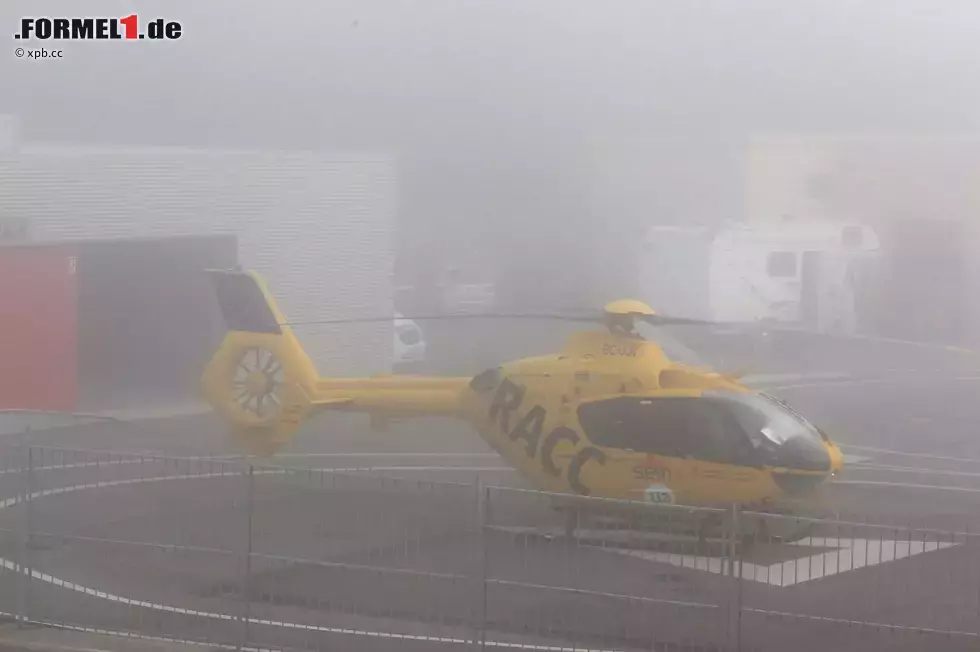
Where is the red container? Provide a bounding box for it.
[0,244,78,411]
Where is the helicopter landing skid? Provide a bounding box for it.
[737,510,816,546]
[485,506,731,554]
[548,505,816,550]
[486,523,731,556]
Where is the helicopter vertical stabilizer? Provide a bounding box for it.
[199,269,322,454]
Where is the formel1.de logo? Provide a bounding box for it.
[15,16,182,41]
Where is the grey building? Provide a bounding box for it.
[0,142,397,379]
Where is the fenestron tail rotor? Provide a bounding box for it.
[231,347,285,419]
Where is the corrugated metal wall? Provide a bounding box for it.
[0,146,396,377]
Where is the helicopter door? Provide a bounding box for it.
[577,395,760,504]
[637,396,750,504]
[671,399,760,504]
[574,394,698,503]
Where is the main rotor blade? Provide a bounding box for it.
[269,311,916,339]
[278,311,604,327]
[274,311,782,330]
[641,314,718,327]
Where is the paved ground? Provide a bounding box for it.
[2,343,980,651]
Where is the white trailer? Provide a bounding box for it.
[639,220,880,333]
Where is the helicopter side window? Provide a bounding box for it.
[577,397,741,464]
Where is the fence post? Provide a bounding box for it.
[17,435,34,627]
[472,475,487,652]
[239,461,254,651]
[727,503,743,652]
[15,439,26,628]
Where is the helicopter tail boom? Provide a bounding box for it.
[200,269,468,455]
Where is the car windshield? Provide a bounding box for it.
[708,391,824,450]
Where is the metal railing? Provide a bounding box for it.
[0,444,978,652]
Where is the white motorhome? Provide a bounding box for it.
[639,220,880,333]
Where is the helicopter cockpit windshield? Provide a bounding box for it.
[706,391,831,471]
[578,390,830,472]
[708,391,824,448]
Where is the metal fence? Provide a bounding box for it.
[0,444,978,652]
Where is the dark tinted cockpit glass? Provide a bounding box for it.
[578,396,750,463]
[578,392,824,466]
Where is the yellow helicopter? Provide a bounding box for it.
[200,269,844,541]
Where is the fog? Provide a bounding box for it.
[6,7,980,647]
[9,0,980,136]
[4,0,980,385]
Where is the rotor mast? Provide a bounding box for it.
[601,299,656,337]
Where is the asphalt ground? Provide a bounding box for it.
[1,350,980,650]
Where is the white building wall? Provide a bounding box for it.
[0,145,397,376]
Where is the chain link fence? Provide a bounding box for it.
[0,444,978,651]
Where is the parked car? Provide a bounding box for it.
[393,312,427,372]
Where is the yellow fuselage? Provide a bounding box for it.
[199,270,842,508]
